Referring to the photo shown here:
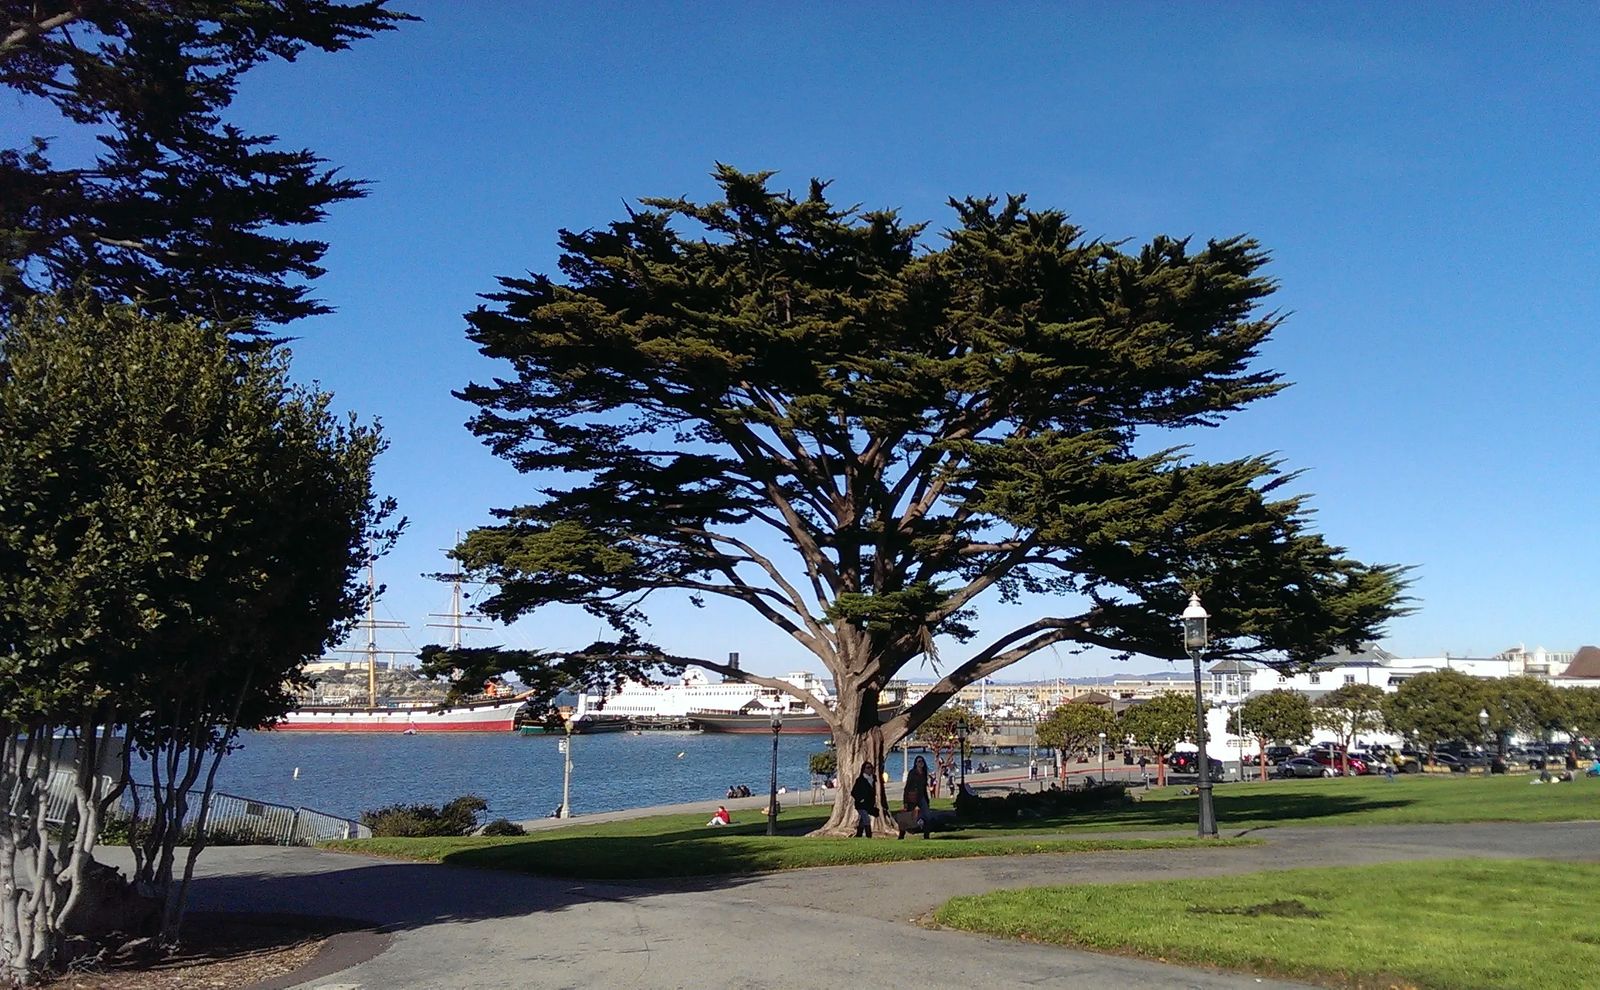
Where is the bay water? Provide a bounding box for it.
[209,730,836,823]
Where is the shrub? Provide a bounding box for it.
[955,782,1131,822]
[361,795,489,837]
[809,750,838,778]
[481,818,527,837]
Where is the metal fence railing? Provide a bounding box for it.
[118,783,370,845]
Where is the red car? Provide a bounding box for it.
[1309,750,1368,775]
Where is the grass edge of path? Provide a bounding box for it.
[321,831,1259,881]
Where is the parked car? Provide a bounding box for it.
[1277,757,1336,779]
[1310,750,1369,775]
[1428,752,1468,772]
[1168,752,1225,778]
[1350,750,1394,774]
[1261,745,1298,765]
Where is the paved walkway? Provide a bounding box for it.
[98,820,1600,989]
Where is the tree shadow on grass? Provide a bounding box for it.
[955,790,1418,834]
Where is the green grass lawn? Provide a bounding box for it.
[326,775,1596,881]
[934,859,1600,990]
[964,773,1600,835]
[325,806,1248,880]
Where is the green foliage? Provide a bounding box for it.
[1,1,414,331]
[1382,670,1486,752]
[1119,693,1194,757]
[1564,687,1600,740]
[916,704,986,750]
[0,295,395,969]
[438,166,1407,834]
[1239,689,1313,745]
[0,295,395,730]
[480,818,528,837]
[809,750,838,778]
[913,704,985,775]
[1313,683,1386,741]
[1481,676,1569,740]
[362,796,490,838]
[1035,702,1116,755]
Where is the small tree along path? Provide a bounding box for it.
[427,167,1410,834]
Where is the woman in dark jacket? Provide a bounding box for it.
[850,761,877,837]
[901,755,931,839]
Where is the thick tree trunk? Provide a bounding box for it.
[1257,736,1269,782]
[813,693,891,837]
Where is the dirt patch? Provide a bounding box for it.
[1188,898,1322,919]
[47,913,356,990]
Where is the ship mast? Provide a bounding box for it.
[333,557,408,707]
[427,533,489,683]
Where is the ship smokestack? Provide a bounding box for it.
[729,651,740,672]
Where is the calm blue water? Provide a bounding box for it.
[209,730,836,822]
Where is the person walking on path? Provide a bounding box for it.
[899,756,932,839]
[851,761,878,837]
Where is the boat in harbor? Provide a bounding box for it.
[277,555,529,733]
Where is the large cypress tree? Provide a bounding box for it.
[439,166,1408,833]
[0,1,413,332]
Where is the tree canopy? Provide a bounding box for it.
[0,296,394,976]
[1381,670,1486,758]
[438,166,1409,831]
[1240,689,1314,746]
[1035,702,1116,765]
[1239,688,1313,780]
[1118,693,1193,784]
[1312,682,1386,773]
[1,1,413,331]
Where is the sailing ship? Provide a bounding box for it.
[275,553,530,733]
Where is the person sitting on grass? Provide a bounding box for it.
[706,805,731,827]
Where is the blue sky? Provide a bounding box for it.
[16,3,1597,679]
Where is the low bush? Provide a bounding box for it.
[809,750,838,778]
[362,795,489,838]
[955,782,1131,822]
[481,818,527,837]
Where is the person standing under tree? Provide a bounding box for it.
[851,761,878,837]
[899,755,932,839]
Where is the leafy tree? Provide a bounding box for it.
[1481,676,1568,755]
[913,704,985,792]
[1,1,414,332]
[435,167,1409,833]
[1312,683,1386,775]
[808,750,838,780]
[1036,702,1116,779]
[1119,693,1193,786]
[1382,670,1485,764]
[1564,687,1600,745]
[1239,689,1313,781]
[0,297,393,979]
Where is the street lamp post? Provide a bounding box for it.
[1477,709,1490,777]
[956,719,968,794]
[1097,731,1106,783]
[767,711,783,835]
[1183,593,1218,838]
[559,719,574,819]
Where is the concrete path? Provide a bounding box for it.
[97,820,1600,989]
